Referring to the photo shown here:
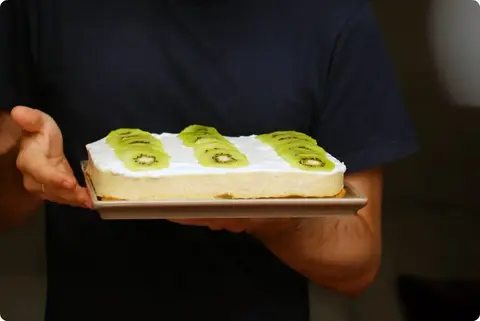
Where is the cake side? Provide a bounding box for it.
[85,128,347,200]
[86,157,345,200]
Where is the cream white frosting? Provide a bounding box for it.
[86,133,347,178]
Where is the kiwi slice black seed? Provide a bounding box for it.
[121,149,170,171]
[194,142,236,158]
[118,136,163,149]
[198,149,249,168]
[283,152,334,172]
[179,124,249,168]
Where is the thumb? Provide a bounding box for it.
[12,106,64,158]
[11,106,52,134]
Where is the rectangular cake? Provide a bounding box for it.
[85,125,347,201]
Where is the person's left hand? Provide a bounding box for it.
[168,218,298,237]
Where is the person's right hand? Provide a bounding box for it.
[10,106,92,209]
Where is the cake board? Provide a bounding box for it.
[81,161,367,220]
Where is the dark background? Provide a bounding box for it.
[1,1,479,320]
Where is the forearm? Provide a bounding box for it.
[257,215,381,295]
[254,169,384,295]
[0,112,42,230]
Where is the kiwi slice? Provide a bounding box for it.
[282,152,334,172]
[180,124,249,168]
[198,148,249,168]
[116,135,165,151]
[194,141,236,159]
[120,148,170,171]
[178,125,221,145]
[106,128,150,146]
[179,125,219,136]
[180,132,224,147]
[257,131,315,145]
[113,144,164,159]
[269,135,316,148]
[193,135,231,146]
[276,139,326,155]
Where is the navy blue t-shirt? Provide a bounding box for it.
[1,0,418,320]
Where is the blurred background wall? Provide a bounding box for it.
[377,0,480,208]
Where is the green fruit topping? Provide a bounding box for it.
[178,125,249,168]
[257,130,334,172]
[198,148,249,168]
[106,128,170,171]
[282,152,334,172]
[120,149,170,171]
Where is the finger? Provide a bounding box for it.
[17,153,77,190]
[168,219,244,233]
[11,106,52,134]
[168,219,228,231]
[13,107,65,159]
[223,221,246,233]
[42,192,90,209]
[75,185,94,208]
[46,185,92,208]
[24,175,92,208]
[207,223,225,231]
[210,219,245,233]
[60,157,75,176]
[168,219,212,226]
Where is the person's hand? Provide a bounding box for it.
[0,110,22,154]
[10,106,92,208]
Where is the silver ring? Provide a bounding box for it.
[41,184,45,193]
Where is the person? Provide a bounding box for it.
[0,0,419,320]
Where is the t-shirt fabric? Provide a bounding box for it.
[0,0,419,320]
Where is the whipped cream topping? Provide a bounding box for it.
[86,133,347,178]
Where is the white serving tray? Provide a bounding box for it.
[81,161,367,220]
